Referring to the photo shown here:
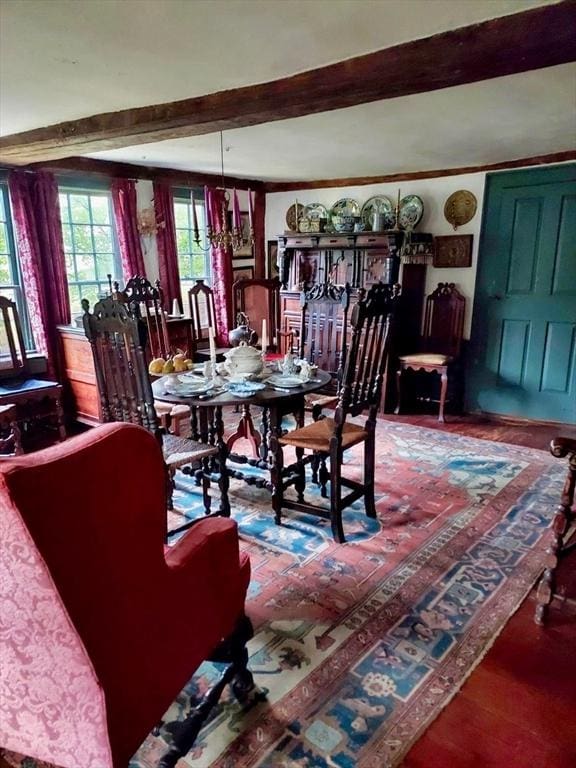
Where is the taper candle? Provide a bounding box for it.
[191,190,199,243]
[261,319,268,356]
[232,188,241,231]
[208,325,217,364]
[248,188,254,229]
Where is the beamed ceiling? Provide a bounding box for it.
[0,0,574,184]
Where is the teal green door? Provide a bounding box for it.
[468,165,576,424]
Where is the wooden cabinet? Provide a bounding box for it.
[58,317,194,426]
[276,231,433,412]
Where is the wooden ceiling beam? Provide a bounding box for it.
[1,1,575,166]
[262,151,576,193]
[26,156,265,191]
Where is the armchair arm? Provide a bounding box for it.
[165,516,240,572]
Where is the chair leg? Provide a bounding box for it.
[201,457,211,515]
[364,432,376,519]
[394,368,403,415]
[166,466,175,511]
[311,453,320,485]
[270,435,284,526]
[295,447,306,503]
[330,449,345,544]
[55,397,66,441]
[217,454,231,518]
[438,369,448,423]
[319,456,329,498]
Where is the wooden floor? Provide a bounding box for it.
[388,414,576,768]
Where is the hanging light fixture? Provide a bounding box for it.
[201,131,254,254]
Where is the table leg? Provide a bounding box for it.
[213,405,231,517]
[268,403,284,525]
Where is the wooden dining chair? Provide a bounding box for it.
[83,296,230,516]
[270,281,399,543]
[187,279,221,358]
[395,282,465,422]
[535,437,576,624]
[232,277,282,350]
[298,282,352,421]
[114,275,191,436]
[0,295,66,449]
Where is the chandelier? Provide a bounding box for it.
[190,131,254,254]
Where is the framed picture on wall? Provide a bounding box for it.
[433,234,473,268]
[232,265,254,282]
[267,240,279,279]
[232,213,253,257]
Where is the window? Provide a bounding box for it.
[173,191,210,310]
[59,188,122,316]
[0,183,35,351]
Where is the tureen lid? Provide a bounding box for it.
[224,341,261,360]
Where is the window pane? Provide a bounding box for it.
[76,252,97,281]
[174,202,189,228]
[59,194,70,222]
[68,287,83,316]
[93,225,113,253]
[62,224,73,252]
[176,229,190,254]
[0,254,11,284]
[90,195,111,225]
[0,224,8,255]
[69,194,91,223]
[191,253,205,275]
[96,252,114,279]
[72,224,93,253]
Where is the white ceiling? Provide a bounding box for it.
[1,0,572,181]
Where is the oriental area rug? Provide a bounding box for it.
[1,421,563,768]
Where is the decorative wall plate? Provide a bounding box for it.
[444,190,477,229]
[330,198,360,232]
[303,203,329,222]
[398,195,424,230]
[286,203,306,231]
[361,196,395,230]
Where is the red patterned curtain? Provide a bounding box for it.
[205,186,233,345]
[8,170,71,377]
[153,181,181,311]
[111,179,146,280]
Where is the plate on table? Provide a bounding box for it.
[266,374,304,388]
[361,195,395,230]
[164,378,214,396]
[228,381,262,398]
[398,195,424,230]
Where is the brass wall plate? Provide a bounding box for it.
[444,190,477,229]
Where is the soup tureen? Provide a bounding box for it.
[223,342,263,378]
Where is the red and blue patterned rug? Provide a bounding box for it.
[2,421,562,768]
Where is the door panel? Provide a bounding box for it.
[468,165,576,424]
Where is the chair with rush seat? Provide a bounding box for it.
[395,282,465,423]
[270,282,399,543]
[83,296,229,515]
[0,423,253,768]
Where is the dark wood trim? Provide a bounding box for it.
[4,156,265,192]
[253,188,266,278]
[262,152,576,193]
[1,2,575,165]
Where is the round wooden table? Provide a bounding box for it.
[152,370,332,508]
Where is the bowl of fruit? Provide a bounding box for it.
[148,351,194,377]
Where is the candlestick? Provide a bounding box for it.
[191,190,200,245]
[232,188,241,231]
[248,188,254,230]
[208,325,217,364]
[261,319,268,356]
[205,186,212,225]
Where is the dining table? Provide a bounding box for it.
[151,369,332,508]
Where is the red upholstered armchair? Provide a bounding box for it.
[0,423,253,768]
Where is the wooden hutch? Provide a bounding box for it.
[277,230,433,410]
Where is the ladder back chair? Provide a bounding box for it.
[114,275,190,435]
[83,296,229,516]
[232,277,283,351]
[299,282,352,421]
[187,279,222,358]
[395,282,465,422]
[0,295,66,449]
[271,282,399,543]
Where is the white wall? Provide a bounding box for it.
[265,173,487,338]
